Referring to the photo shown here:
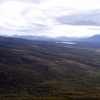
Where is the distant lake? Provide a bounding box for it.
[56,42,76,44]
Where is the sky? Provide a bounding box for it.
[0,0,100,37]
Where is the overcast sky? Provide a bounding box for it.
[0,0,100,37]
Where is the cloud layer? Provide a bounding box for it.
[0,0,100,37]
[56,10,100,26]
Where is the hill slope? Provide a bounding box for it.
[80,34,100,42]
[1,37,100,100]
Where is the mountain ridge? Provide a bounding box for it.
[1,34,100,42]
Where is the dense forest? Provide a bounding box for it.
[1,36,100,100]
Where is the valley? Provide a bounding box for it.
[0,36,100,100]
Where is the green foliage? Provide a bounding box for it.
[1,37,100,99]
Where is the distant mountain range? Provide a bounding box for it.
[85,34,100,42]
[0,35,77,41]
[1,34,100,42]
[12,35,77,41]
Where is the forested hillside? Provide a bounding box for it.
[0,37,100,100]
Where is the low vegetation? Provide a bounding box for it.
[0,37,100,100]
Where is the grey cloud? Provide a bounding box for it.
[17,29,32,33]
[15,0,46,4]
[20,7,31,15]
[0,0,7,4]
[16,24,49,33]
[88,27,100,30]
[33,24,49,31]
[56,10,100,26]
[0,26,6,30]
[0,0,46,4]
